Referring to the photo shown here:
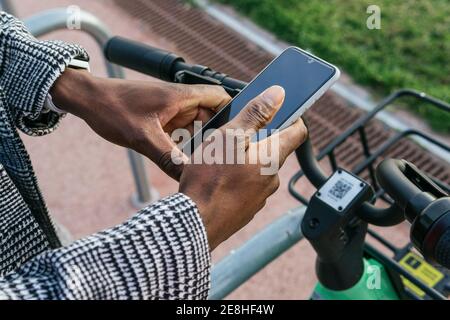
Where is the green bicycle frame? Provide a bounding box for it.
[311,258,399,300]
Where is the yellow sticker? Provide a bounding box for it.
[399,252,444,297]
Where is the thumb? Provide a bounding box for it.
[270,118,308,167]
[225,85,285,132]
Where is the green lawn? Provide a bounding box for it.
[215,0,450,132]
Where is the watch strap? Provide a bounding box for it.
[44,57,91,114]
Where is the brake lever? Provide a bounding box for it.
[403,160,448,199]
[174,70,241,97]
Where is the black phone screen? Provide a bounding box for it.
[190,47,336,147]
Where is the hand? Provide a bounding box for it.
[179,86,308,250]
[50,68,231,180]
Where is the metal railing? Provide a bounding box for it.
[0,0,15,16]
[209,206,306,299]
[0,2,158,207]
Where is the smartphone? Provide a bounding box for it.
[186,46,340,152]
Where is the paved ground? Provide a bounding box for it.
[10,0,412,299]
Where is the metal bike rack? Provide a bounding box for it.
[0,0,15,16]
[0,3,159,207]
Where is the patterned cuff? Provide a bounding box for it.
[0,193,212,300]
[139,193,212,299]
[0,12,89,136]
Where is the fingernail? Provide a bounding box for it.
[262,85,285,105]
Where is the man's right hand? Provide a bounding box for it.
[179,86,308,250]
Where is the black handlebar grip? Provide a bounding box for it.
[435,227,450,269]
[104,36,184,81]
[376,159,422,210]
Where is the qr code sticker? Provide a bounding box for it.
[328,178,353,200]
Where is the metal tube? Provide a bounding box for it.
[128,150,159,208]
[0,0,16,16]
[209,206,306,300]
[24,8,158,206]
[358,127,378,189]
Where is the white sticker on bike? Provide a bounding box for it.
[317,170,365,212]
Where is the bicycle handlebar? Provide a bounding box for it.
[104,36,246,89]
[295,134,405,226]
[104,36,184,82]
[104,37,450,268]
[376,159,450,268]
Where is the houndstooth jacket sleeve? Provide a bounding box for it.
[0,12,211,299]
[0,193,211,299]
[0,11,88,136]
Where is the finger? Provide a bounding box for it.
[196,108,216,123]
[266,118,308,168]
[225,85,285,132]
[184,108,216,136]
[183,84,231,112]
[138,124,189,181]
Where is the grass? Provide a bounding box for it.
[214,0,450,132]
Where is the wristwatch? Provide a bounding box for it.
[44,57,91,114]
